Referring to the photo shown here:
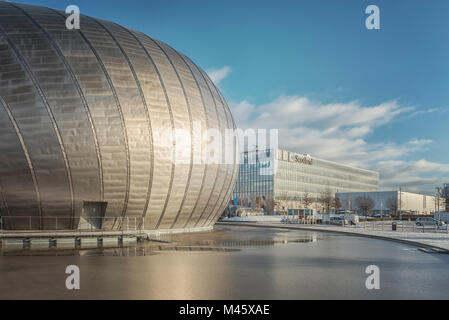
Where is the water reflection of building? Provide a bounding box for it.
[232,149,379,214]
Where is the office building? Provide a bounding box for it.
[232,148,379,214]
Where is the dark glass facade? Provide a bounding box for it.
[233,149,274,209]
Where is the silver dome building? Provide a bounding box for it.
[0,1,238,231]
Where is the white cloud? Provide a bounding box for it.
[231,95,412,130]
[229,95,448,193]
[229,95,416,165]
[408,108,439,118]
[371,160,449,193]
[206,66,231,86]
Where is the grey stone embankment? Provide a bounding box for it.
[0,225,213,250]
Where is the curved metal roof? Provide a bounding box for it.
[0,1,238,230]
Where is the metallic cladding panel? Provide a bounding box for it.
[201,70,234,227]
[124,30,174,230]
[179,55,220,229]
[208,88,239,226]
[81,15,154,220]
[196,69,229,227]
[15,6,129,224]
[138,35,192,230]
[13,3,103,229]
[76,14,131,223]
[0,96,40,229]
[154,40,208,229]
[0,4,72,228]
[0,1,238,231]
[215,82,240,224]
[96,20,154,221]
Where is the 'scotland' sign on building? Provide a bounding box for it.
[289,153,313,165]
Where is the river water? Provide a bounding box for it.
[0,225,448,299]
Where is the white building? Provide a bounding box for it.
[336,191,444,216]
[232,148,379,214]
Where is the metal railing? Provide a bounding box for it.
[341,220,449,234]
[281,215,318,225]
[0,216,146,232]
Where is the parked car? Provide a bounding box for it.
[330,216,349,225]
[373,213,390,218]
[415,217,444,226]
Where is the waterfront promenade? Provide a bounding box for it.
[217,221,449,251]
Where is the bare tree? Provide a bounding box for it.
[386,196,403,216]
[264,195,276,215]
[302,192,313,209]
[434,194,445,214]
[333,197,342,211]
[355,196,375,216]
[319,190,334,213]
[443,185,449,212]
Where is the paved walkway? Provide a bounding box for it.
[217,221,449,251]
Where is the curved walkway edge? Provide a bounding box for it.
[0,226,213,240]
[216,222,449,253]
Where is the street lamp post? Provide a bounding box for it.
[380,199,383,219]
[436,187,441,226]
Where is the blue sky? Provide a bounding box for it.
[19,0,449,194]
